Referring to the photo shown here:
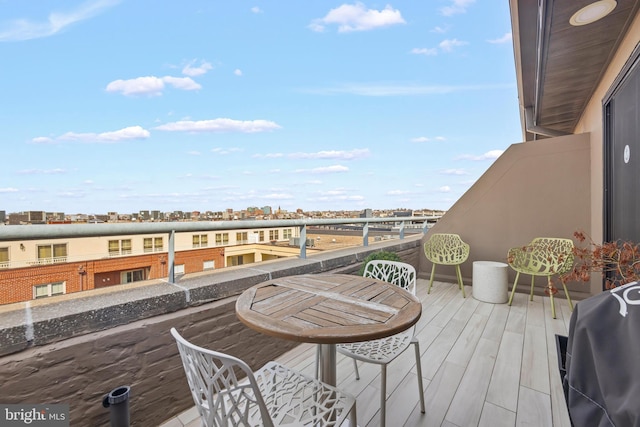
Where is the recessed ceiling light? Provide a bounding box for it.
[570,0,617,26]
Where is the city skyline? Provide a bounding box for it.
[0,1,521,214]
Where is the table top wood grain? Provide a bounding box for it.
[235,274,422,344]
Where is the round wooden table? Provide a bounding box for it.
[235,273,422,386]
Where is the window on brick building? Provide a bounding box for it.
[37,244,67,264]
[193,234,208,248]
[0,247,8,268]
[33,281,65,299]
[283,229,293,239]
[236,232,248,244]
[121,269,146,284]
[259,230,265,242]
[215,233,229,246]
[203,260,215,270]
[269,230,279,241]
[143,237,163,252]
[108,239,132,256]
[230,255,244,266]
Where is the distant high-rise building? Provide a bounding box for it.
[360,209,373,218]
[24,211,46,223]
[262,206,272,215]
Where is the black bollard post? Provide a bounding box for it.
[102,386,131,427]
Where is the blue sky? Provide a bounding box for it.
[0,0,521,215]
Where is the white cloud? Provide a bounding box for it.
[251,6,262,13]
[440,0,475,16]
[413,38,468,57]
[57,126,150,142]
[439,38,468,52]
[0,187,19,192]
[105,76,201,96]
[211,147,243,155]
[410,47,438,56]
[441,169,469,175]
[18,168,67,175]
[0,0,120,42]
[289,149,370,160]
[263,193,294,200]
[456,150,504,160]
[182,60,213,77]
[187,150,201,156]
[155,118,282,133]
[234,69,243,76]
[411,136,446,143]
[431,26,448,34]
[296,165,349,174]
[252,153,285,158]
[387,190,409,195]
[31,137,55,144]
[488,32,512,44]
[439,186,452,192]
[32,126,150,144]
[309,2,405,33]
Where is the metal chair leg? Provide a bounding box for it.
[427,263,436,294]
[353,358,360,380]
[455,265,466,297]
[529,276,536,301]
[508,272,521,305]
[349,401,358,427]
[380,364,387,427]
[561,281,574,311]
[413,340,425,413]
[548,277,557,319]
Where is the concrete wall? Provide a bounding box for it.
[0,237,421,426]
[418,133,593,300]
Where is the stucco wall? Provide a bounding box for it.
[419,133,592,300]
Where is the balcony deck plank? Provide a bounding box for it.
[161,278,573,427]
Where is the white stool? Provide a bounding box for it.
[472,261,508,303]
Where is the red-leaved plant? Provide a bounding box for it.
[561,231,640,289]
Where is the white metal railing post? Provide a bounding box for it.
[423,221,429,234]
[299,224,307,259]
[363,222,369,246]
[168,230,175,283]
[399,221,405,239]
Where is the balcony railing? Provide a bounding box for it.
[27,256,68,265]
[0,216,438,282]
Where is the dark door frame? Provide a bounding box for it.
[602,43,640,289]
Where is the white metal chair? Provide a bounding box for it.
[335,261,425,427]
[171,327,357,427]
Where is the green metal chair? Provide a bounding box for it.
[423,233,469,297]
[507,237,575,318]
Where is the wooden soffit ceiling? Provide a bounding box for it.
[512,0,640,141]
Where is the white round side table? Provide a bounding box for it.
[472,261,509,303]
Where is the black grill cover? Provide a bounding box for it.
[564,281,640,427]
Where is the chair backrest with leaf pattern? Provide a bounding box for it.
[423,233,470,265]
[171,327,274,427]
[363,260,416,295]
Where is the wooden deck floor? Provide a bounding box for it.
[160,279,573,427]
